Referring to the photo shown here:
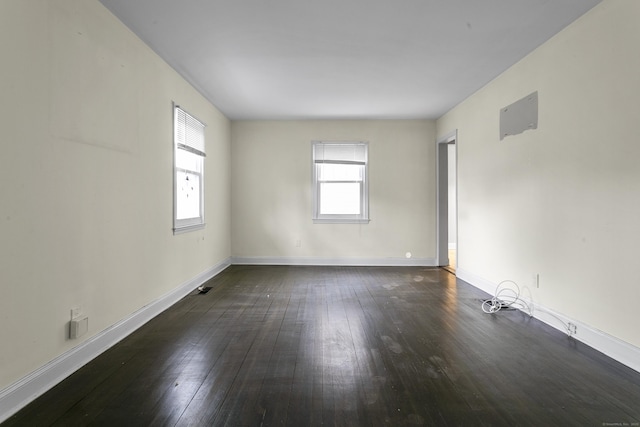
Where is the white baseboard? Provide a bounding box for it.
[456,267,640,374]
[230,256,437,267]
[0,258,231,424]
[11,260,635,423]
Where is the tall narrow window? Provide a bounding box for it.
[312,141,369,223]
[173,104,206,233]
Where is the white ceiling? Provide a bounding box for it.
[98,0,601,120]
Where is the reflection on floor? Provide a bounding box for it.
[7,265,640,425]
[442,248,456,274]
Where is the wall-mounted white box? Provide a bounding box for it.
[500,91,538,140]
[69,315,88,339]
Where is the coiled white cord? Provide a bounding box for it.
[481,280,532,314]
[482,279,575,336]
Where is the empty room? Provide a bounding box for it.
[1,0,639,425]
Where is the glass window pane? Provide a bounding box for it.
[317,163,362,181]
[320,182,361,215]
[176,149,202,173]
[176,170,201,219]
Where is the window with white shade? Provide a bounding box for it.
[312,141,369,223]
[173,104,206,233]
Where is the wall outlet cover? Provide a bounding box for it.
[69,316,89,339]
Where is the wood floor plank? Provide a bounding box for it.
[4,265,640,426]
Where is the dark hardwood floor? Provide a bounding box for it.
[4,266,640,426]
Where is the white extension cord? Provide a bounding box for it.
[481,279,574,336]
[481,280,532,314]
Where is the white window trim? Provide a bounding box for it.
[312,141,370,224]
[173,103,206,234]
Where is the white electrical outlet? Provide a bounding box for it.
[70,315,89,339]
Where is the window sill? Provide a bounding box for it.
[313,218,370,224]
[173,223,206,235]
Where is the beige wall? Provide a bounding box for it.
[437,0,640,347]
[5,0,637,400]
[231,120,436,263]
[0,0,231,389]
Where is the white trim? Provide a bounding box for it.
[436,130,458,145]
[0,258,231,423]
[448,243,457,250]
[15,259,638,423]
[312,141,370,223]
[456,267,640,374]
[173,103,206,233]
[312,219,371,224]
[173,223,206,235]
[435,129,457,267]
[231,256,437,267]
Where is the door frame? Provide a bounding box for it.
[436,130,457,267]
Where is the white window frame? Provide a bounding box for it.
[312,141,369,224]
[173,103,206,234]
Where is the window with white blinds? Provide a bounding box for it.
[173,104,206,233]
[312,141,369,223]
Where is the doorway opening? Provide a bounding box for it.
[436,131,457,274]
